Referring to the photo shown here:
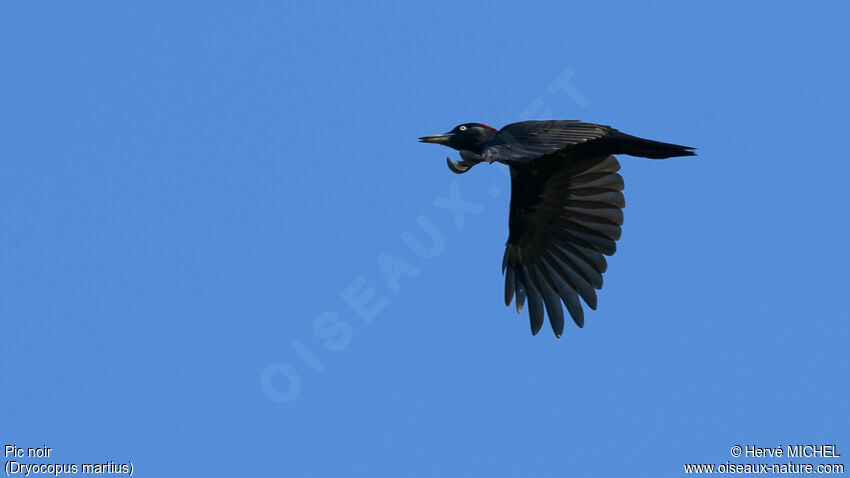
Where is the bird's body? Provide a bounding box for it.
[419,120,695,337]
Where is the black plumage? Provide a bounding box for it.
[419,120,695,337]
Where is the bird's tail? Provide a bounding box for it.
[607,131,697,159]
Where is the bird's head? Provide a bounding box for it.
[419,123,498,153]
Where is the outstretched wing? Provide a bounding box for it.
[502,154,625,337]
[482,120,612,163]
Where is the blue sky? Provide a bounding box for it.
[2,2,848,476]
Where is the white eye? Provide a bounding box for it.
[459,125,467,131]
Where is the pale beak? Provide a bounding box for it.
[418,133,454,145]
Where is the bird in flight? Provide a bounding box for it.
[419,120,695,337]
